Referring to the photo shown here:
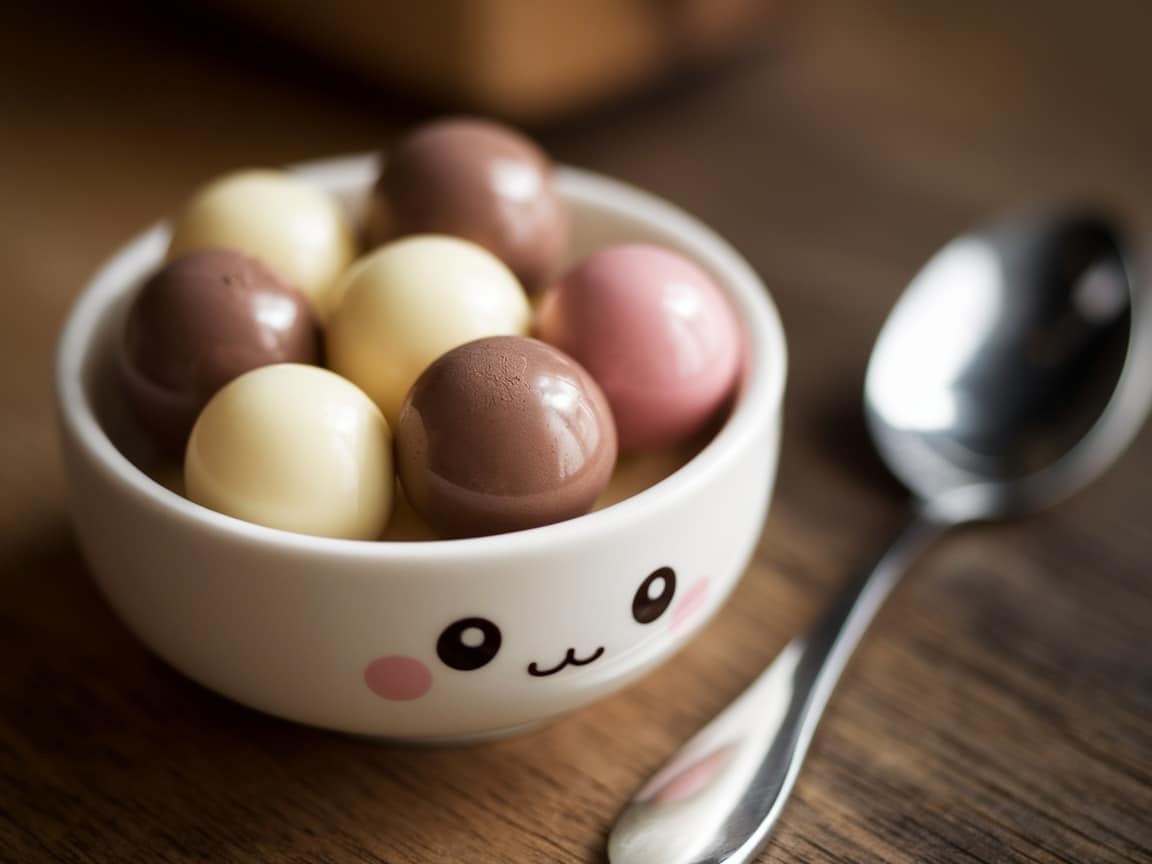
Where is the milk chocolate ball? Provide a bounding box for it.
[366,118,567,292]
[396,336,617,538]
[121,249,319,455]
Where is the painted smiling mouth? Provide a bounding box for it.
[527,646,606,677]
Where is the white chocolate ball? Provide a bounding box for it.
[167,170,354,319]
[185,364,393,540]
[327,235,531,425]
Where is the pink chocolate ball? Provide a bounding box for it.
[537,244,741,450]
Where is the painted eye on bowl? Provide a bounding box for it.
[436,617,503,671]
[633,567,677,624]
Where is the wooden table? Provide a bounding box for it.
[2,2,1150,861]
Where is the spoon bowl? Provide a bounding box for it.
[868,212,1143,521]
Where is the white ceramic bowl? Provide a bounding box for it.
[55,155,787,741]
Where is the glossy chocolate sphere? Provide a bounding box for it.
[537,244,742,450]
[185,364,393,540]
[395,336,617,538]
[120,249,319,454]
[365,118,567,292]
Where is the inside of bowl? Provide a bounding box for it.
[77,158,753,538]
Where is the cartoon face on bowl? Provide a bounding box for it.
[358,565,715,737]
[57,153,785,742]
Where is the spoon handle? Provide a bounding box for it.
[607,513,945,864]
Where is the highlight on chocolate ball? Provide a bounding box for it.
[100,118,753,543]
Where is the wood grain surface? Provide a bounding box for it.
[2,2,1150,862]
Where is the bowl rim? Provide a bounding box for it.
[55,154,787,563]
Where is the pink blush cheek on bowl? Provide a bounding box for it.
[364,655,434,701]
[670,576,711,636]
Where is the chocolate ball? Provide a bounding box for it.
[186,364,393,540]
[537,244,742,450]
[120,249,320,455]
[396,336,617,538]
[366,118,567,292]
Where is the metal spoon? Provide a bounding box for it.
[608,212,1152,864]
